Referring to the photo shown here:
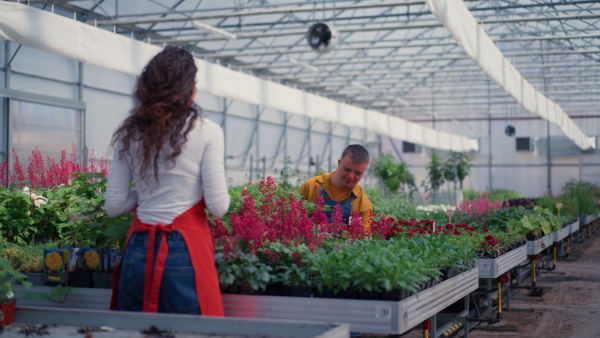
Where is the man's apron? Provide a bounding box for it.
[319,188,356,224]
[110,199,224,316]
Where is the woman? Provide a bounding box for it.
[105,45,230,316]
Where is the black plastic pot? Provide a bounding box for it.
[92,271,112,289]
[380,287,412,301]
[67,271,93,288]
[358,289,380,300]
[335,287,358,300]
[263,282,283,296]
[313,286,335,299]
[281,285,312,297]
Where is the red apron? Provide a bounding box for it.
[110,200,224,316]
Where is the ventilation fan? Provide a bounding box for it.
[307,22,339,54]
[505,125,516,137]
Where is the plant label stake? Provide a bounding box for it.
[433,221,436,233]
[446,210,454,224]
[556,203,562,218]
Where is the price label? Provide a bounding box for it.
[376,307,391,319]
[556,203,563,208]
[446,210,454,216]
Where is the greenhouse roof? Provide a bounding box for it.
[4,0,600,149]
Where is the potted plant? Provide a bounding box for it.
[0,258,32,326]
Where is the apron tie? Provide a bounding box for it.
[137,222,176,313]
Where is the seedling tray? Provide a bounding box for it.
[476,245,527,279]
[526,234,553,255]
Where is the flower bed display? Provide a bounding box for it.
[476,245,527,279]
[526,234,554,255]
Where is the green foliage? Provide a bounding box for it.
[0,242,60,273]
[373,154,416,197]
[535,194,578,221]
[463,189,522,203]
[0,173,133,248]
[505,208,561,237]
[561,180,600,215]
[422,153,445,202]
[305,235,477,295]
[441,152,473,190]
[215,250,274,293]
[0,258,32,302]
[267,242,315,287]
[0,182,54,244]
[454,152,473,190]
[26,284,72,304]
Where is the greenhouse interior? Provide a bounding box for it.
[0,0,599,337]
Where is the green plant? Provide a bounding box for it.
[422,153,445,203]
[463,189,522,204]
[0,173,133,248]
[454,152,473,190]
[26,284,72,304]
[561,180,600,215]
[0,242,60,273]
[0,258,32,303]
[41,172,133,248]
[373,154,416,197]
[215,250,274,293]
[266,242,315,287]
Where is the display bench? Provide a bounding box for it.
[223,268,478,334]
[526,234,553,255]
[15,269,478,335]
[476,245,527,279]
[553,225,571,243]
[11,306,348,338]
[570,220,580,234]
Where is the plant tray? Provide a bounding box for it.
[222,268,478,334]
[526,234,553,255]
[570,220,580,234]
[12,306,348,338]
[476,245,527,279]
[553,226,571,243]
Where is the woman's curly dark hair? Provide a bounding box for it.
[111,45,201,185]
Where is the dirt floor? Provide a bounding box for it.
[463,227,600,338]
[364,226,600,338]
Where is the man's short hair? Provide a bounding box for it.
[341,144,370,163]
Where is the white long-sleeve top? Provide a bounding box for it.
[105,117,230,224]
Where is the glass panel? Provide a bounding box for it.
[9,100,83,169]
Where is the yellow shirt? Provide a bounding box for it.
[299,171,372,230]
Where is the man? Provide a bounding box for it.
[299,144,373,230]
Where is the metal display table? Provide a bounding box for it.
[570,220,580,234]
[476,245,527,279]
[553,226,571,243]
[16,269,478,335]
[526,234,553,255]
[223,268,478,334]
[12,306,348,338]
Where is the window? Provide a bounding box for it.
[9,100,83,167]
[402,141,421,153]
[515,137,533,152]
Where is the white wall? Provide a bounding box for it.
[381,117,600,199]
